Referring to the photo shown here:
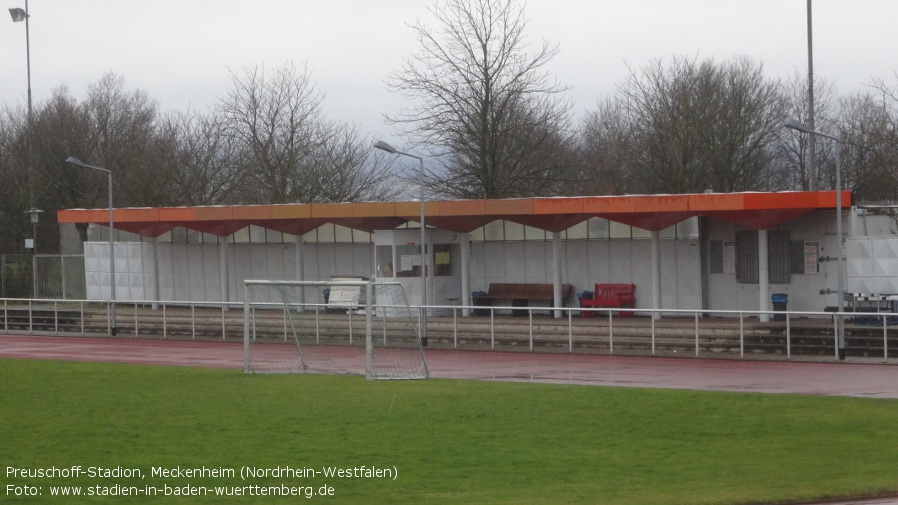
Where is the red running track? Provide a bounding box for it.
[1,335,897,398]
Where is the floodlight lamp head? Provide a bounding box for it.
[65,156,87,168]
[784,118,811,133]
[9,7,27,22]
[373,140,397,154]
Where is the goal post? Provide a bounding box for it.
[243,279,428,379]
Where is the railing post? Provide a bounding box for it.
[739,312,744,359]
[221,303,226,341]
[453,306,458,349]
[833,315,839,359]
[883,314,888,362]
[315,305,320,345]
[608,311,614,355]
[651,311,656,356]
[786,313,791,360]
[528,310,533,351]
[694,312,699,357]
[490,309,495,350]
[568,310,573,353]
[162,302,167,339]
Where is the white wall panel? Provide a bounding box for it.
[565,241,590,293]
[608,242,633,283]
[504,243,525,282]
[585,241,611,284]
[847,237,898,296]
[526,242,549,282]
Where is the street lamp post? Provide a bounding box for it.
[65,157,117,337]
[373,141,427,347]
[784,118,844,359]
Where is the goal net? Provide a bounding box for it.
[243,279,428,380]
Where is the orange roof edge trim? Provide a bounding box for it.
[56,191,853,234]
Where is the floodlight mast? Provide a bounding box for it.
[374,141,428,347]
[784,118,845,360]
[10,2,36,297]
[65,157,117,337]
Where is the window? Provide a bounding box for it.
[735,230,791,284]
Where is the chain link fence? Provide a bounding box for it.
[0,254,85,299]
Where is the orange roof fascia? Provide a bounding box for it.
[484,198,533,216]
[57,191,853,237]
[107,208,160,223]
[193,206,234,221]
[310,202,355,219]
[437,199,487,216]
[270,204,312,219]
[532,197,585,215]
[743,192,817,210]
[57,209,93,224]
[581,195,640,213]
[395,200,440,220]
[229,205,275,220]
[158,207,197,222]
[351,202,397,218]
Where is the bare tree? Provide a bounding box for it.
[308,122,404,203]
[837,90,898,203]
[30,86,95,242]
[385,0,573,199]
[581,56,785,194]
[218,62,394,204]
[773,71,838,191]
[82,74,167,208]
[576,98,639,195]
[217,62,324,204]
[0,104,32,252]
[159,110,247,206]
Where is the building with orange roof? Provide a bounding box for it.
[59,190,861,319]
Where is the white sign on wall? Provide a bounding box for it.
[723,241,736,274]
[804,241,820,274]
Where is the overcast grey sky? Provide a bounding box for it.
[2,0,896,145]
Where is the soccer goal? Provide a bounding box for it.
[243,279,428,380]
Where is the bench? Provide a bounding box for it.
[473,283,572,316]
[580,283,636,318]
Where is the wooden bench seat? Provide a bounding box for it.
[473,283,571,315]
[580,283,636,317]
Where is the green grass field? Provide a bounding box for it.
[2,358,897,504]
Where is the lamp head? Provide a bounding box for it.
[65,156,88,168]
[9,7,27,22]
[373,141,397,154]
[784,118,811,134]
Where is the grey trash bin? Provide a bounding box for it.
[771,293,788,321]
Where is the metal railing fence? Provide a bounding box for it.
[0,297,894,362]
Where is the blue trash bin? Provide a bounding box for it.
[771,293,788,321]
